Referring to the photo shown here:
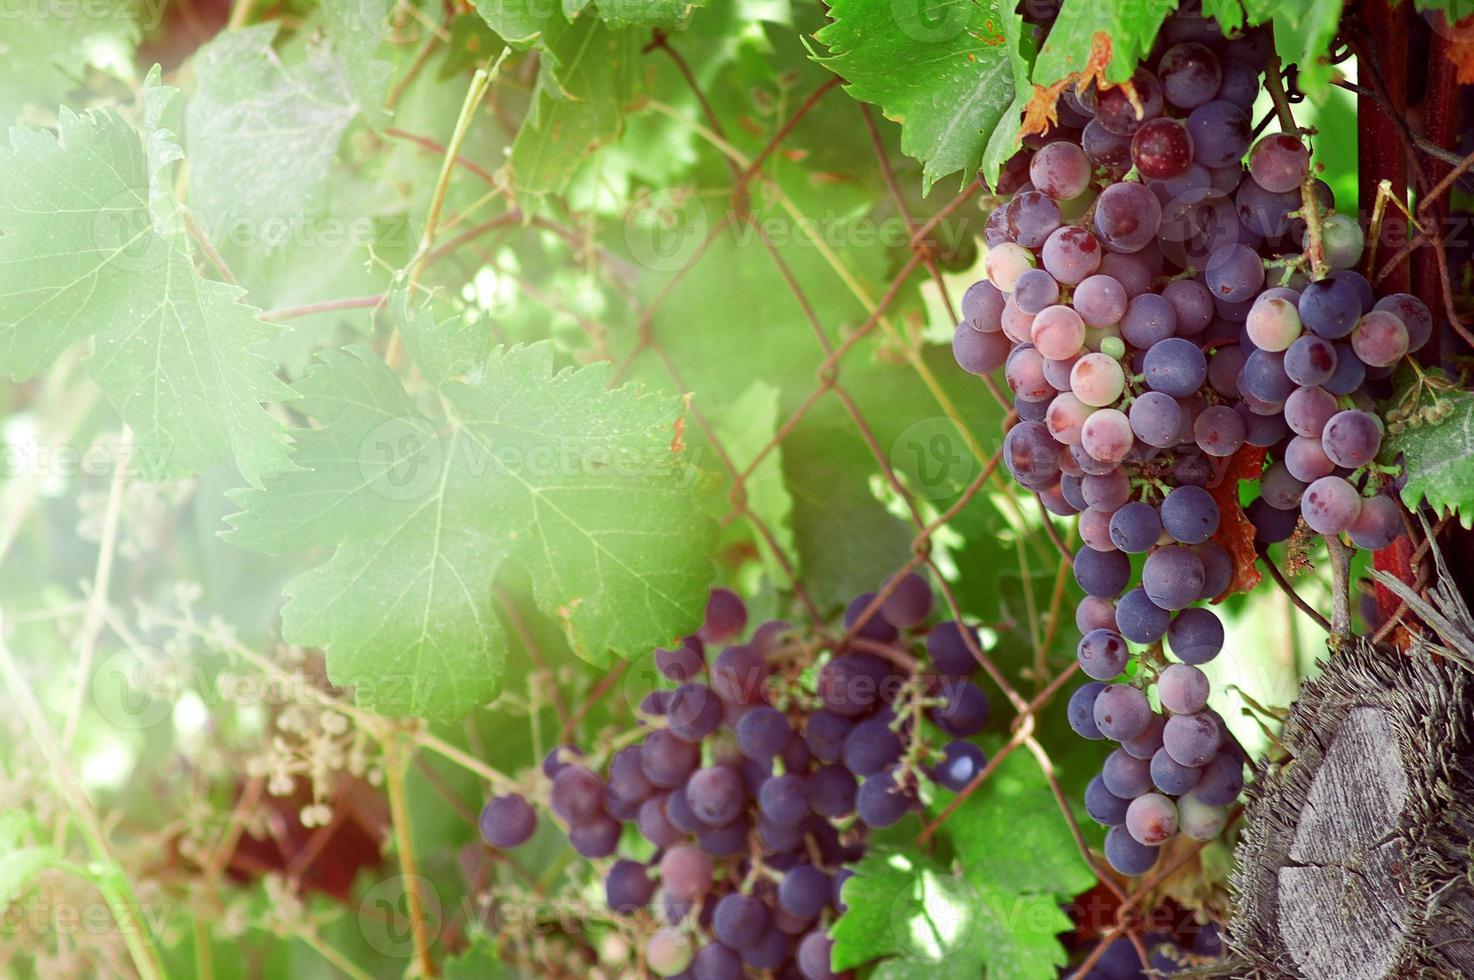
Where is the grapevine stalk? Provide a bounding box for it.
[1262,57,1330,281]
[384,731,438,977]
[1325,536,1355,643]
[60,426,130,754]
[387,54,506,368]
[0,625,166,980]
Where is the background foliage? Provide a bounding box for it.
[0,0,1466,976]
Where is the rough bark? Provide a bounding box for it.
[1212,538,1474,979]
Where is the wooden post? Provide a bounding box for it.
[1215,549,1474,977]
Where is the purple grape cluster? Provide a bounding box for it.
[952,7,1423,876]
[478,581,993,977]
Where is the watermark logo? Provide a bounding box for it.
[890,417,981,500]
[90,644,178,730]
[90,190,171,277]
[891,0,972,43]
[358,417,446,502]
[886,862,979,963]
[358,874,443,959]
[623,187,712,272]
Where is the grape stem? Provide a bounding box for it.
[1256,545,1333,633]
[1324,535,1355,644]
[1261,57,1331,281]
[384,731,439,977]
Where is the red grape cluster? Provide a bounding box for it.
[952,8,1425,876]
[478,582,993,977]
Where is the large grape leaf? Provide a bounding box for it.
[185,25,361,249]
[509,15,642,197]
[319,0,394,128]
[831,843,1076,980]
[443,940,517,979]
[0,102,295,485]
[1383,373,1474,528]
[470,0,562,46]
[1032,0,1177,87]
[832,848,983,978]
[617,197,1009,607]
[592,0,708,28]
[0,0,138,122]
[831,750,1093,978]
[814,0,1025,194]
[1209,0,1345,100]
[980,1,1035,187]
[1267,0,1346,101]
[942,748,1095,896]
[225,310,717,721]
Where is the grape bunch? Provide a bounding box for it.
[477,581,995,978]
[952,6,1422,876]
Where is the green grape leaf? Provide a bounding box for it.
[0,105,295,485]
[940,748,1095,897]
[509,16,642,197]
[0,847,65,907]
[1227,0,1346,101]
[829,750,1092,978]
[962,886,1079,980]
[1199,0,1246,32]
[0,0,138,121]
[830,842,1073,980]
[184,25,361,249]
[591,0,707,28]
[439,14,512,79]
[225,311,716,721]
[1268,0,1347,101]
[470,0,561,46]
[320,0,394,128]
[142,67,185,235]
[814,0,1024,194]
[1032,0,1177,87]
[391,291,495,388]
[1383,372,1474,528]
[944,749,1093,978]
[621,202,1005,607]
[831,847,982,977]
[979,0,1035,187]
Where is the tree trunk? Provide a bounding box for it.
[1214,545,1474,978]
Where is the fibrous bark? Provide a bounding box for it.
[1212,539,1474,979]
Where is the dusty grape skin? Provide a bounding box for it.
[1163,713,1223,768]
[1116,588,1170,644]
[1094,182,1163,253]
[1092,684,1152,741]
[1185,100,1249,167]
[1351,310,1409,367]
[1078,628,1131,680]
[1158,42,1222,109]
[1126,792,1179,846]
[1248,133,1310,193]
[1095,68,1165,135]
[1131,117,1195,180]
[481,794,537,848]
[1348,494,1404,550]
[1105,824,1160,875]
[1301,475,1362,535]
